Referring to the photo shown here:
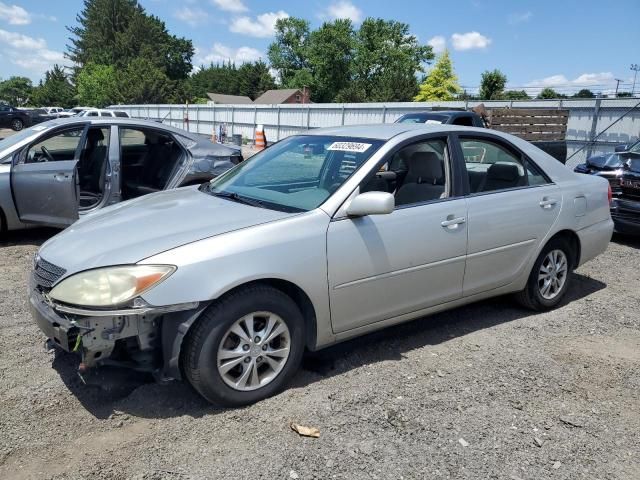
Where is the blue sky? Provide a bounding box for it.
[1,0,639,95]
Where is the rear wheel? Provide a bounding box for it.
[11,118,23,131]
[515,238,573,311]
[181,285,305,407]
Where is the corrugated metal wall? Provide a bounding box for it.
[111,99,640,168]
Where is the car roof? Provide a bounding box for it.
[35,117,199,139]
[303,123,486,140]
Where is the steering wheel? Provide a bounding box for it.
[40,146,55,162]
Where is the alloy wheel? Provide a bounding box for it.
[537,249,568,300]
[217,311,291,391]
[11,119,23,131]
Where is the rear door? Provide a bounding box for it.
[454,134,562,296]
[0,104,10,128]
[10,125,87,226]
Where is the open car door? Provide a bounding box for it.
[10,125,87,227]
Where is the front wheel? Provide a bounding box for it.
[181,285,305,407]
[515,238,573,311]
[11,118,24,131]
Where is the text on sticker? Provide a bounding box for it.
[327,142,372,153]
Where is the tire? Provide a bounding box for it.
[11,118,24,131]
[181,285,305,407]
[515,237,573,311]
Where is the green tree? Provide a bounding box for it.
[268,17,311,87]
[76,63,120,107]
[617,91,633,97]
[306,19,355,102]
[537,87,566,99]
[414,50,460,101]
[349,18,433,102]
[479,69,507,100]
[572,88,595,98]
[68,0,193,80]
[30,65,76,107]
[0,76,33,105]
[502,90,530,100]
[118,58,172,104]
[188,61,240,98]
[237,61,277,100]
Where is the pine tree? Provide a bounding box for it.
[413,51,460,101]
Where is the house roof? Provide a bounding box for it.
[253,89,303,104]
[206,93,253,104]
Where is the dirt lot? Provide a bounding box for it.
[0,226,638,480]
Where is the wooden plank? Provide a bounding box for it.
[489,108,570,117]
[489,117,568,126]
[494,124,567,134]
[495,131,565,141]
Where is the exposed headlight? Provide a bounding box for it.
[49,265,176,307]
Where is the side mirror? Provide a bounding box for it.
[615,144,630,153]
[346,191,394,217]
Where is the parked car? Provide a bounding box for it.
[29,124,613,406]
[0,118,242,232]
[611,150,640,235]
[58,107,91,118]
[79,109,130,118]
[0,104,32,131]
[28,108,57,125]
[43,107,65,117]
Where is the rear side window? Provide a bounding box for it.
[114,111,129,118]
[460,137,548,193]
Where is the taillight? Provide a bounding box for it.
[607,183,613,204]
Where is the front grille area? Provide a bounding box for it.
[34,257,66,288]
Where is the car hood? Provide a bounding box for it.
[38,186,296,275]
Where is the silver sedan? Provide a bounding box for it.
[29,124,613,406]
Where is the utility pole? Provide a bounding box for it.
[614,78,623,97]
[631,64,639,96]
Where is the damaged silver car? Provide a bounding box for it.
[0,118,242,231]
[30,124,613,407]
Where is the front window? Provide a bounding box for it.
[203,135,384,212]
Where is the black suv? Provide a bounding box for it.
[0,104,32,131]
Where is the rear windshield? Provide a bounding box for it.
[396,113,450,124]
[587,154,623,169]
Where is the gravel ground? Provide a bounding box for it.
[0,228,638,480]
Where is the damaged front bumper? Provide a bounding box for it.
[29,275,201,378]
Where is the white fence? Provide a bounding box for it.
[112,98,640,168]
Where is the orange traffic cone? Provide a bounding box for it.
[255,125,266,151]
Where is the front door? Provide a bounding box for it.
[10,126,86,226]
[456,135,562,296]
[327,136,468,333]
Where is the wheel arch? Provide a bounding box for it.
[164,277,319,381]
[547,229,581,269]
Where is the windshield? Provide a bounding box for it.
[629,140,640,154]
[202,135,384,212]
[396,113,450,124]
[587,153,623,169]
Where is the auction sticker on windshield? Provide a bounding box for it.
[327,142,372,153]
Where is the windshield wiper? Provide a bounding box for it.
[211,190,266,208]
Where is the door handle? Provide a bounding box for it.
[441,216,466,229]
[539,198,558,209]
[53,173,70,181]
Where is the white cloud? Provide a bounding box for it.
[229,11,289,38]
[526,72,616,88]
[195,43,263,66]
[0,28,70,76]
[428,35,446,54]
[323,1,363,23]
[451,31,491,51]
[508,11,532,24]
[211,0,248,13]
[175,7,209,27]
[0,2,30,25]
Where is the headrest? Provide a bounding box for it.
[407,151,443,182]
[487,162,520,181]
[87,129,105,142]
